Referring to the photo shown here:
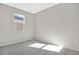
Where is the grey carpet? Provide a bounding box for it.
[0,39,79,55]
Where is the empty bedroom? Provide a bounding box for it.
[0,3,79,55]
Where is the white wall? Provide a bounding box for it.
[0,4,34,46]
[35,3,79,51]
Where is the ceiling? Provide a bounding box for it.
[4,3,59,14]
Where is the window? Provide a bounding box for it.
[14,13,25,32]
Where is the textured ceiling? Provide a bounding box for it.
[4,3,59,14]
